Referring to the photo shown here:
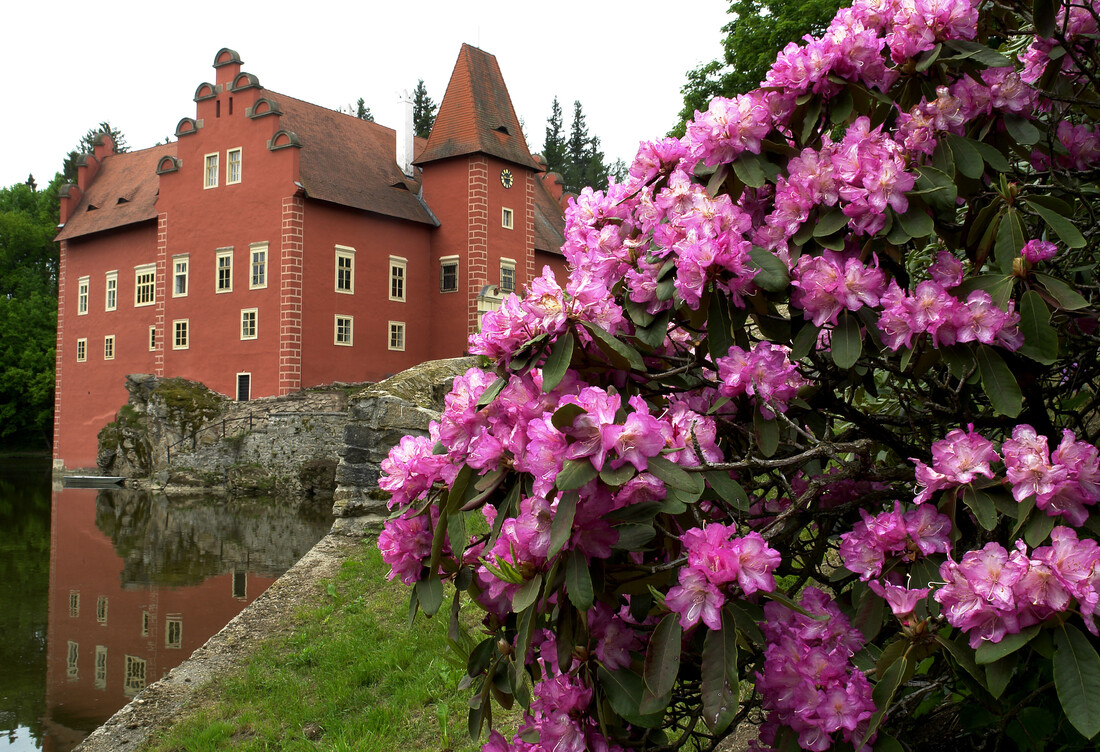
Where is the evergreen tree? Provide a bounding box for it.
[542,96,567,177]
[412,79,437,139]
[62,122,128,183]
[355,98,375,121]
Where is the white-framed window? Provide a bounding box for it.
[440,256,459,293]
[141,611,150,637]
[124,655,146,696]
[76,338,87,362]
[104,335,115,361]
[95,645,108,690]
[335,246,355,294]
[389,321,405,351]
[500,258,516,294]
[334,315,353,346]
[96,596,108,624]
[216,248,233,292]
[134,264,156,307]
[390,256,406,301]
[502,207,514,229]
[69,591,79,618]
[173,319,189,350]
[250,242,267,289]
[204,152,219,189]
[148,325,156,351]
[226,148,242,184]
[166,616,183,649]
[241,308,257,340]
[173,255,189,297]
[67,641,79,681]
[77,276,89,315]
[105,271,117,311]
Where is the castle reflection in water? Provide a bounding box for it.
[43,487,331,751]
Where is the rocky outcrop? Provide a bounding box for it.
[331,357,475,531]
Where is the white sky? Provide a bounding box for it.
[0,0,731,189]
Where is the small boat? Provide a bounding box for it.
[63,475,125,488]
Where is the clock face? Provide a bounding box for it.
[501,169,514,189]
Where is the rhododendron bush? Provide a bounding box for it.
[378,0,1100,749]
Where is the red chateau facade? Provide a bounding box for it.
[54,46,569,470]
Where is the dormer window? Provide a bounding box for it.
[204,153,219,189]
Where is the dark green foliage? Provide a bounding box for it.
[356,98,375,122]
[412,79,437,139]
[542,97,567,177]
[543,99,611,194]
[0,177,61,449]
[674,0,842,133]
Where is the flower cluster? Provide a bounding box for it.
[715,342,805,418]
[754,589,875,752]
[666,526,781,629]
[1003,426,1100,527]
[839,501,952,579]
[877,277,1023,352]
[790,250,887,326]
[911,424,1000,504]
[935,527,1100,646]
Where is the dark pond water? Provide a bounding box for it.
[0,456,333,752]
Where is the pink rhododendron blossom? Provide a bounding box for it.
[1002,425,1100,526]
[378,509,433,585]
[840,501,951,579]
[911,424,1000,504]
[791,251,886,326]
[1021,239,1058,264]
[666,568,724,630]
[868,579,930,622]
[716,342,805,418]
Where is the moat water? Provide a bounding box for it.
[0,456,333,752]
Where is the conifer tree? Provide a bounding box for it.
[412,79,437,139]
[542,96,567,177]
[355,98,375,122]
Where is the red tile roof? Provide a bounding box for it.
[416,44,539,170]
[272,92,436,225]
[533,178,565,256]
[56,144,175,241]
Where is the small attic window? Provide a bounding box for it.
[117,197,129,204]
[86,204,99,212]
[390,181,410,191]
[494,125,510,135]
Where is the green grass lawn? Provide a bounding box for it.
[147,543,494,752]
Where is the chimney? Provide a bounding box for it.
[396,90,414,177]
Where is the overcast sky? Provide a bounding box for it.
[0,0,731,189]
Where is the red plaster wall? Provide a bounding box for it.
[420,158,473,358]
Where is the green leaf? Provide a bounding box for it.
[551,403,586,431]
[897,206,934,239]
[548,492,577,557]
[943,39,1013,67]
[556,458,598,492]
[1034,0,1058,36]
[754,411,779,458]
[874,733,905,752]
[647,454,704,493]
[415,574,444,617]
[994,208,1025,275]
[853,584,886,643]
[613,523,656,550]
[976,345,1022,417]
[644,614,682,698]
[596,667,665,728]
[945,134,984,179]
[475,377,505,408]
[790,321,820,360]
[565,549,593,611]
[732,152,767,188]
[913,165,958,215]
[1054,623,1100,739]
[582,321,646,372]
[969,139,1011,173]
[831,312,863,369]
[600,462,637,487]
[748,247,790,293]
[861,654,911,748]
[1025,509,1056,547]
[814,207,849,238]
[448,509,468,562]
[706,470,750,511]
[701,611,739,734]
[962,485,998,531]
[512,573,542,614]
[976,624,1040,665]
[542,331,574,392]
[986,656,1014,699]
[1004,113,1041,145]
[1018,290,1058,365]
[708,291,735,365]
[952,273,1014,310]
[1033,273,1089,311]
[934,634,986,687]
[1024,198,1087,249]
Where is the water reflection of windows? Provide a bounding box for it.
[124,655,146,696]
[67,641,78,680]
[142,611,150,637]
[166,616,183,649]
[97,595,108,625]
[69,591,79,617]
[95,646,107,690]
[233,569,247,600]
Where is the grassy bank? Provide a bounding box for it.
[146,543,487,752]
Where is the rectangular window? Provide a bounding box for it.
[500,258,516,294]
[389,321,405,351]
[250,243,267,289]
[95,646,108,690]
[104,335,115,361]
[142,611,150,637]
[233,569,247,599]
[134,264,156,307]
[440,256,459,293]
[390,256,406,301]
[334,315,353,346]
[76,338,87,362]
[204,152,219,189]
[335,246,355,293]
[173,320,189,350]
[236,373,251,402]
[216,249,233,292]
[105,271,117,311]
[502,207,514,229]
[148,325,156,351]
[67,641,79,681]
[69,591,79,618]
[78,276,89,315]
[241,308,257,340]
[124,655,146,696]
[166,616,183,649]
[226,148,242,184]
[96,596,108,624]
[173,255,189,297]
